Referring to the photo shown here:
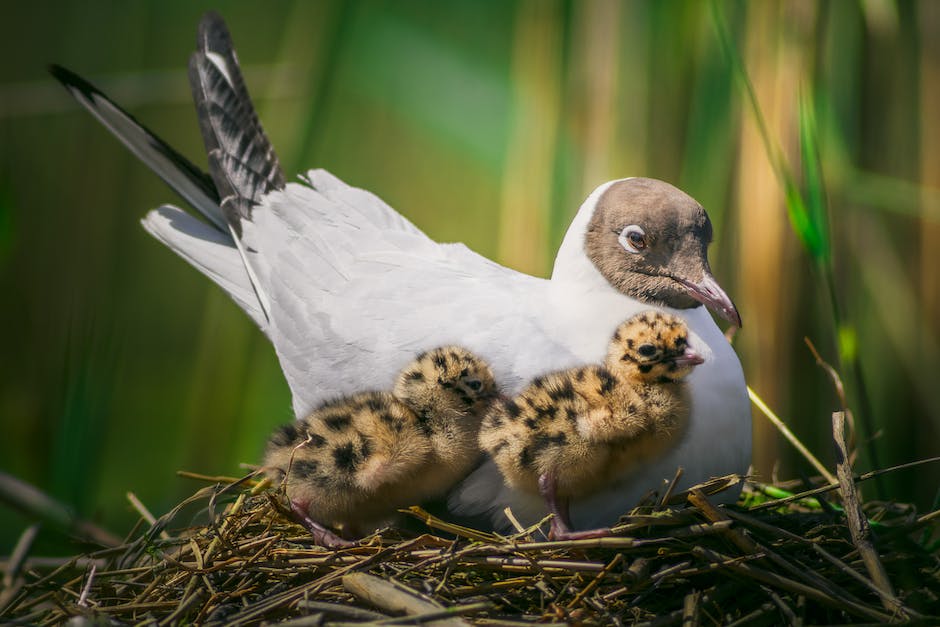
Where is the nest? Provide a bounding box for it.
[2,461,939,626]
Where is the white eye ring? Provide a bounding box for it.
[618,225,646,254]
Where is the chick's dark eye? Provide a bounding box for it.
[465,379,482,391]
[638,344,656,357]
[628,231,646,249]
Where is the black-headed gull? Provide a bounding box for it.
[51,12,750,532]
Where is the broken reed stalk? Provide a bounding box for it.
[832,410,905,618]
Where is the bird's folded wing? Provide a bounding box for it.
[138,170,434,332]
[243,177,567,417]
[302,169,424,235]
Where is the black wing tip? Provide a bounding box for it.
[48,63,72,81]
[197,11,233,53]
[48,64,97,95]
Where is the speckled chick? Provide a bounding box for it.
[478,311,703,539]
[264,346,497,548]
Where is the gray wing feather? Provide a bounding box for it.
[48,65,228,232]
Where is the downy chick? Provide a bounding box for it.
[478,311,703,539]
[265,346,497,548]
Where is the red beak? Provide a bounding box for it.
[678,273,742,328]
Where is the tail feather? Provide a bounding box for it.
[48,65,228,232]
[195,11,273,162]
[209,151,282,221]
[186,11,284,323]
[142,205,267,329]
[53,12,285,327]
[189,11,285,227]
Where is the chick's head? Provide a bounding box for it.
[607,311,704,382]
[393,346,498,420]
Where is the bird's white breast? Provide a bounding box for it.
[452,285,751,528]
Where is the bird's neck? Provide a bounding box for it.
[551,180,621,288]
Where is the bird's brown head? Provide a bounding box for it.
[607,311,704,383]
[585,178,741,327]
[393,346,498,420]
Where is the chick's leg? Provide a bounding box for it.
[538,473,612,540]
[289,500,355,549]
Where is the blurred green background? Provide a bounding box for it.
[1,0,938,552]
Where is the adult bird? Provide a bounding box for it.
[51,12,751,532]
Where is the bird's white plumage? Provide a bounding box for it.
[145,169,750,530]
[142,205,264,326]
[242,171,569,418]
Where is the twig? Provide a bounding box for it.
[497,536,636,551]
[157,584,205,626]
[126,492,171,541]
[2,524,39,589]
[176,470,255,484]
[805,338,856,455]
[566,552,623,609]
[0,471,121,547]
[722,602,774,627]
[804,339,847,412]
[404,506,500,543]
[748,456,940,511]
[747,387,837,484]
[832,411,905,618]
[502,507,527,535]
[296,600,388,621]
[761,585,798,625]
[460,556,605,573]
[692,546,891,623]
[370,601,491,625]
[659,467,684,509]
[688,490,858,604]
[681,590,700,627]
[811,544,919,618]
[342,572,469,627]
[77,563,96,607]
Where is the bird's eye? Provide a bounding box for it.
[638,344,657,357]
[618,225,646,253]
[465,379,482,391]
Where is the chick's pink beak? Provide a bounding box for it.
[673,347,705,367]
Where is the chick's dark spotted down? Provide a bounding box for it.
[479,311,703,539]
[264,346,496,548]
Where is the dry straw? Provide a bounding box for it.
[1,446,938,625]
